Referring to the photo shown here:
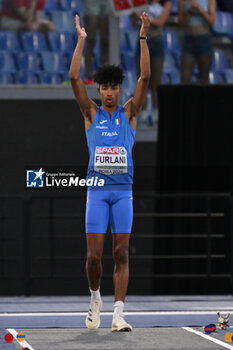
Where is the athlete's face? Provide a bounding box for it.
[98,83,121,108]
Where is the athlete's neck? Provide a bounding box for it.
[102,105,119,119]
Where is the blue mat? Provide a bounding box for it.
[0,314,218,329]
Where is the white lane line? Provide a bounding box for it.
[183,327,233,350]
[7,328,35,350]
[0,310,232,317]
[201,308,233,310]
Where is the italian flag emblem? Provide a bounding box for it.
[115,118,120,125]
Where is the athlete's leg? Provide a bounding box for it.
[85,233,105,330]
[112,233,132,331]
[110,193,133,300]
[110,192,133,331]
[111,233,132,331]
[85,190,109,289]
[85,190,109,330]
[86,233,105,291]
[112,233,131,301]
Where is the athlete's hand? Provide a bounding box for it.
[75,14,87,39]
[140,12,150,36]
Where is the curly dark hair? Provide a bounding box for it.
[93,65,125,85]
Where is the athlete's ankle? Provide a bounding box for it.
[113,300,124,317]
[89,287,101,302]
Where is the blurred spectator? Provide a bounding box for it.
[217,0,233,13]
[83,0,110,85]
[178,0,216,83]
[0,0,55,34]
[134,0,172,126]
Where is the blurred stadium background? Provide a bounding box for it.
[0,0,233,87]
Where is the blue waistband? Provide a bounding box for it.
[87,184,132,192]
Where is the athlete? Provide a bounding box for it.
[69,12,150,331]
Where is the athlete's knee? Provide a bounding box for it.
[87,253,102,267]
[113,245,129,265]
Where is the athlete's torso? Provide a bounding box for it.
[85,105,136,185]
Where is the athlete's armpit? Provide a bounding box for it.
[80,107,92,122]
[124,98,137,119]
[129,100,138,121]
[124,99,138,130]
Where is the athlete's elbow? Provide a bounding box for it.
[141,73,151,81]
[69,69,80,81]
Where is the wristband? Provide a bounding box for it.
[139,36,147,40]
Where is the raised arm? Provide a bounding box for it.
[69,14,97,129]
[124,12,150,126]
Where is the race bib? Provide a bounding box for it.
[94,146,128,175]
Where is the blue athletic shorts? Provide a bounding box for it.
[85,185,133,234]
